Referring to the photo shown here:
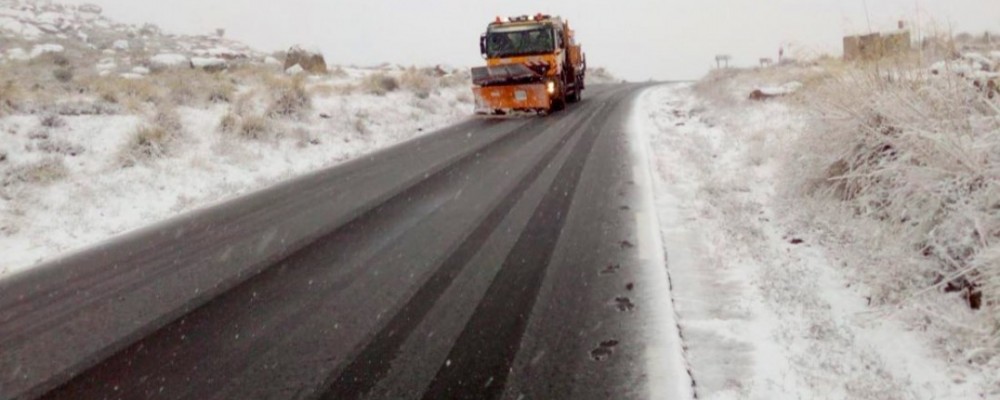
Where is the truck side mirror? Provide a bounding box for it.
[479,34,487,57]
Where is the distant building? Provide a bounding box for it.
[843,28,912,61]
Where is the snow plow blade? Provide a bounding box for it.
[471,64,543,86]
[473,83,550,114]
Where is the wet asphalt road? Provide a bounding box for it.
[1,83,684,399]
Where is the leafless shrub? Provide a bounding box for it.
[120,125,171,166]
[219,112,239,133]
[361,72,399,96]
[3,158,68,186]
[238,115,271,139]
[119,109,183,166]
[266,77,311,119]
[40,114,66,128]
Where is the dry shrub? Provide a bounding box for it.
[40,114,66,128]
[119,108,183,166]
[400,67,436,99]
[790,62,1000,362]
[90,76,162,110]
[155,69,235,107]
[266,77,311,119]
[37,138,84,156]
[120,126,171,166]
[3,158,68,186]
[238,115,271,139]
[362,72,399,96]
[219,112,239,134]
[0,77,21,116]
[219,112,271,139]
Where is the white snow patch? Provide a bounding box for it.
[285,64,304,75]
[6,47,28,61]
[191,57,226,69]
[150,53,189,68]
[29,44,64,58]
[112,39,129,50]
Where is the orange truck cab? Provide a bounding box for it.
[471,14,586,115]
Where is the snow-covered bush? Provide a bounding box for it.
[119,108,183,166]
[266,76,311,119]
[790,63,1000,363]
[400,67,436,99]
[362,72,399,96]
[238,115,271,139]
[219,111,271,140]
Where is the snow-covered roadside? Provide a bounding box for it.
[0,71,471,277]
[634,84,987,399]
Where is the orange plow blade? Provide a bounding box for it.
[472,83,551,114]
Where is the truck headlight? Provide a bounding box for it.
[546,81,556,94]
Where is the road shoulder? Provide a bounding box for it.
[635,84,979,399]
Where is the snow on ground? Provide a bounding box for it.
[0,66,473,277]
[634,83,989,399]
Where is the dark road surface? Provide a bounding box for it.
[0,84,689,399]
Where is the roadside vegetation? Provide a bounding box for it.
[692,32,1000,380]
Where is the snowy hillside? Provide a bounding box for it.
[646,46,999,398]
[0,0,474,275]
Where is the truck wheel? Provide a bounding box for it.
[552,97,566,111]
[567,90,581,103]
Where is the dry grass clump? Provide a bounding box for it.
[119,108,184,166]
[238,115,271,139]
[400,67,437,99]
[89,76,162,111]
[266,76,311,119]
[0,78,22,116]
[2,158,69,187]
[362,72,399,96]
[219,111,272,139]
[157,69,236,107]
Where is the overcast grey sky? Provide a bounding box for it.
[62,0,1000,80]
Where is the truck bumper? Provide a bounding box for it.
[473,83,551,114]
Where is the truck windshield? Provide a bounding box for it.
[486,26,555,58]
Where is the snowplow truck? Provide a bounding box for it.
[471,14,586,115]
